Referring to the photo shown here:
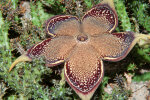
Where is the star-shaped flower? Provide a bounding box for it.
[9,0,150,99]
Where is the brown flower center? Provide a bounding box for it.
[77,34,88,42]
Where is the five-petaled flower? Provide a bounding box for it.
[9,0,150,99]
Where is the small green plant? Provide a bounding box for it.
[114,0,132,31]
[102,75,131,100]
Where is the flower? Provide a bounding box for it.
[9,0,150,99]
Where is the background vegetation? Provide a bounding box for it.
[0,0,150,99]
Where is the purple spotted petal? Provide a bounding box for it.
[82,0,118,35]
[45,15,80,37]
[27,38,51,57]
[64,44,104,100]
[27,36,76,67]
[103,32,135,61]
[89,31,135,61]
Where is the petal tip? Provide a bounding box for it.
[101,0,115,9]
[77,92,94,100]
[9,54,32,72]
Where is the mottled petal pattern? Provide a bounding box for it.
[90,32,135,61]
[45,15,80,37]
[27,38,51,58]
[27,36,77,67]
[65,44,104,99]
[82,0,118,35]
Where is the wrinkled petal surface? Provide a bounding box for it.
[82,0,118,35]
[45,15,80,37]
[89,32,135,61]
[65,44,104,99]
[27,36,76,67]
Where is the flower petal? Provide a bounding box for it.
[27,36,76,67]
[82,0,118,35]
[90,32,135,61]
[45,15,80,37]
[64,44,104,99]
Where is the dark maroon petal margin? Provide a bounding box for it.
[65,60,104,99]
[27,38,51,58]
[45,15,79,36]
[82,3,118,32]
[104,32,135,61]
